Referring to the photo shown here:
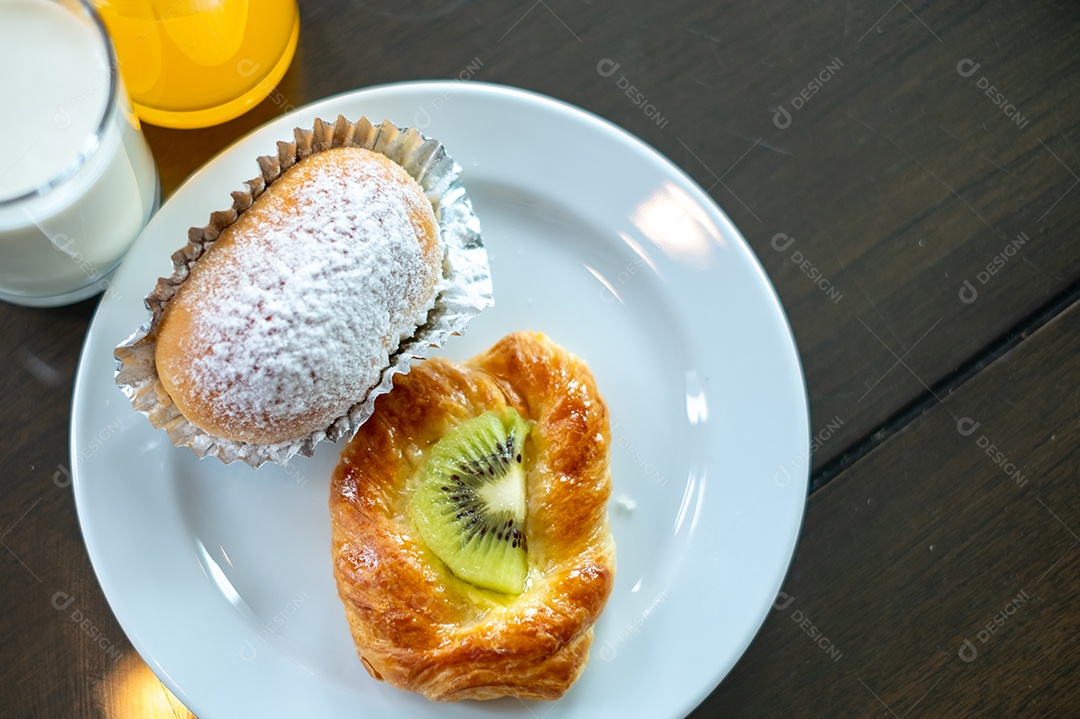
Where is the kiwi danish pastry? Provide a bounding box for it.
[330,332,616,701]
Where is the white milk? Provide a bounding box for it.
[0,0,157,306]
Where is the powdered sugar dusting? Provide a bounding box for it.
[180,153,438,436]
[116,117,492,467]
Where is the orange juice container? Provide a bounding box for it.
[94,0,300,128]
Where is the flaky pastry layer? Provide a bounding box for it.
[330,332,615,701]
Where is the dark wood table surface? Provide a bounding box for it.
[3,0,1078,716]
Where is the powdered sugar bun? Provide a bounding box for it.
[154,147,442,445]
[115,116,491,467]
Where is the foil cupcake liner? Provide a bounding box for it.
[114,116,492,467]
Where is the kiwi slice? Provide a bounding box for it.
[409,407,530,595]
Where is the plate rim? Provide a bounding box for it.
[71,80,810,718]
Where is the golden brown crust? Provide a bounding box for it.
[154,147,441,445]
[331,332,615,701]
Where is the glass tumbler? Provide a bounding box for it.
[0,0,159,307]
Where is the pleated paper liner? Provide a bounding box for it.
[115,116,492,467]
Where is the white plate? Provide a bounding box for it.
[72,82,809,719]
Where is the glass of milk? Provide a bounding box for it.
[0,0,159,307]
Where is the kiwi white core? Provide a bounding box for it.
[408,408,531,595]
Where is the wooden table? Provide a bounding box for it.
[3,0,1078,715]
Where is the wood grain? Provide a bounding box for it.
[139,0,1080,473]
[0,298,146,717]
[0,0,1078,717]
[696,298,1080,717]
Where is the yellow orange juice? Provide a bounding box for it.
[94,0,299,128]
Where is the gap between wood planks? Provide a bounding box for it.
[809,276,1080,494]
